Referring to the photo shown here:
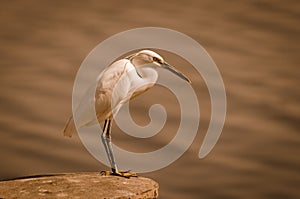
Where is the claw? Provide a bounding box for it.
[101,170,138,178]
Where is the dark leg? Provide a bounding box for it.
[101,119,118,173]
[100,119,137,178]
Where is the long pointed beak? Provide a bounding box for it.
[162,62,191,83]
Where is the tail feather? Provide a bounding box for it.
[63,116,76,137]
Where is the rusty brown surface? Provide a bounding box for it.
[0,172,158,199]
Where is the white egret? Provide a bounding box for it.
[63,50,191,177]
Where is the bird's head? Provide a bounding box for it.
[127,50,191,83]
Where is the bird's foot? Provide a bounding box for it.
[101,170,137,178]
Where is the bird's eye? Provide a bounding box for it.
[153,57,162,63]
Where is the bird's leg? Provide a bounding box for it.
[101,120,111,165]
[101,119,118,172]
[101,119,137,178]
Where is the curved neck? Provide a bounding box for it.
[136,66,158,84]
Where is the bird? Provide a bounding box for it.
[63,49,191,177]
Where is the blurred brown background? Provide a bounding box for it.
[0,0,299,198]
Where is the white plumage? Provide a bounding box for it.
[63,49,190,177]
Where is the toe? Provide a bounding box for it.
[100,170,137,178]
